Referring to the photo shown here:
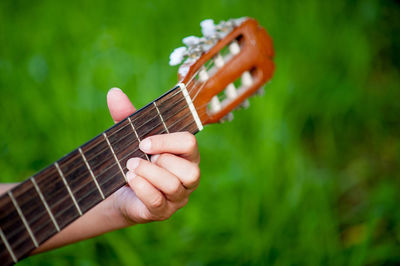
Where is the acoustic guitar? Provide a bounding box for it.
[0,17,274,265]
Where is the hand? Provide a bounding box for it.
[107,88,200,224]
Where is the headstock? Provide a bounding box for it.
[169,17,275,125]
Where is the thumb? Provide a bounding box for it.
[107,87,136,123]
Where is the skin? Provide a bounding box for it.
[0,87,201,254]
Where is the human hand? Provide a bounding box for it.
[106,88,200,225]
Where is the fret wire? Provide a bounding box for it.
[0,71,205,262]
[104,86,186,142]
[30,177,60,232]
[84,91,188,165]
[78,148,105,200]
[88,100,192,179]
[7,117,198,248]
[54,162,83,216]
[103,133,128,182]
[153,101,170,134]
[117,110,193,164]
[0,227,17,263]
[7,191,39,248]
[9,94,195,235]
[127,116,150,161]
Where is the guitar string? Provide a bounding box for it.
[5,72,219,244]
[5,57,220,244]
[5,102,200,244]
[7,119,198,250]
[95,58,214,151]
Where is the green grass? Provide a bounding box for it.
[1,0,399,265]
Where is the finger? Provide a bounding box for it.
[152,154,200,190]
[127,158,186,202]
[126,171,167,213]
[139,132,200,163]
[107,87,136,123]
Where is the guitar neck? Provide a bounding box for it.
[0,84,202,264]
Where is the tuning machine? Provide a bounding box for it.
[219,112,234,123]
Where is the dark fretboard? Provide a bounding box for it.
[0,84,201,264]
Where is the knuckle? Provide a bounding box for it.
[150,195,164,209]
[185,133,198,150]
[167,179,181,195]
[180,197,189,208]
[186,165,200,187]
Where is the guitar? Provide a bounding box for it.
[0,17,274,265]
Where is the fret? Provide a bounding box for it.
[11,179,58,245]
[79,148,105,200]
[31,177,60,232]
[107,118,149,169]
[0,84,205,263]
[82,136,126,197]
[97,164,126,197]
[58,150,103,213]
[153,101,170,133]
[128,116,150,161]
[54,162,83,216]
[7,192,39,248]
[34,165,80,229]
[103,133,127,182]
[0,193,35,261]
[168,110,199,134]
[156,87,192,132]
[130,104,166,140]
[0,227,17,264]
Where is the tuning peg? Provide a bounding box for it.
[169,47,187,66]
[200,19,216,38]
[183,36,201,47]
[220,112,234,123]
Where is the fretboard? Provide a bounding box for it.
[0,84,202,264]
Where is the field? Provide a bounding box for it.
[0,0,399,265]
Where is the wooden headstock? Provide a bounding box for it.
[170,17,274,125]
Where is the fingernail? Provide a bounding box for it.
[126,171,136,182]
[151,154,160,163]
[127,158,140,171]
[139,138,151,152]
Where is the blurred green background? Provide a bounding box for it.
[1,0,399,265]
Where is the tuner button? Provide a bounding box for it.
[200,19,216,38]
[169,47,187,66]
[183,36,200,47]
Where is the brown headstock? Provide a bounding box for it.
[170,17,274,125]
